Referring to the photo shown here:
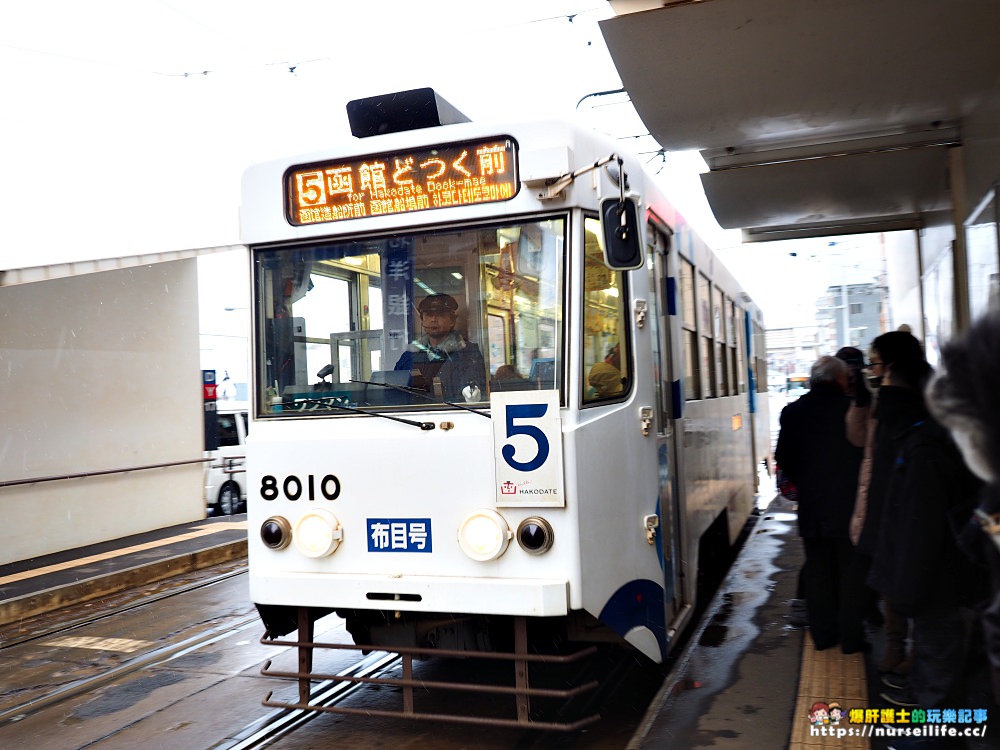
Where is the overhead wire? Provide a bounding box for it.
[1,2,614,81]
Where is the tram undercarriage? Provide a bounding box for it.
[256,604,637,730]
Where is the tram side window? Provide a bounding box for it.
[733,302,747,394]
[753,320,768,394]
[646,232,670,428]
[680,258,699,400]
[698,272,715,398]
[713,285,728,396]
[727,298,739,395]
[582,217,629,404]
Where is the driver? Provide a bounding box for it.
[394,293,486,401]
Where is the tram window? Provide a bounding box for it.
[698,272,715,398]
[647,241,669,427]
[293,274,353,382]
[253,219,564,415]
[733,301,747,394]
[753,321,768,394]
[713,285,728,396]
[582,217,630,404]
[727,298,739,396]
[679,259,699,400]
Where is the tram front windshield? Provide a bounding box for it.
[253,218,564,415]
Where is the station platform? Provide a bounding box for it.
[629,494,995,750]
[0,515,247,630]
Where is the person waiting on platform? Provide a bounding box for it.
[847,332,925,680]
[928,312,1000,708]
[774,355,865,653]
[394,293,486,402]
[865,331,987,712]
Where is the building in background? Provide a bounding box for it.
[815,282,885,353]
[767,280,886,384]
[765,325,820,385]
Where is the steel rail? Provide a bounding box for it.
[0,566,248,650]
[209,652,401,750]
[0,612,260,726]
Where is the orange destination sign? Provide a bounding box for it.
[286,137,519,225]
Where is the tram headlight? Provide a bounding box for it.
[293,509,343,558]
[260,516,292,550]
[516,517,554,555]
[458,509,512,561]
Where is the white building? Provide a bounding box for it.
[0,250,236,564]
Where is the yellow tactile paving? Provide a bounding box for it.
[790,631,871,749]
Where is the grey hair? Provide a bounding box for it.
[810,355,848,387]
[926,312,1000,482]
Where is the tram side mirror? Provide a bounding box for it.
[600,197,644,270]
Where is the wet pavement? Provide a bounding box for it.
[629,495,806,748]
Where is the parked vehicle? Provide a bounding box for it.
[785,374,810,399]
[205,402,248,516]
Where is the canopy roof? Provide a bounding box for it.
[601,0,1000,240]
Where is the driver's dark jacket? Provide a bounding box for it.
[394,331,486,400]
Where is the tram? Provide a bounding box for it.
[241,88,770,728]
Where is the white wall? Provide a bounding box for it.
[0,259,204,564]
[884,230,923,339]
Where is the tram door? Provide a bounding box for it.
[647,225,687,626]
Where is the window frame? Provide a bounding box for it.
[251,216,568,417]
[581,213,632,406]
[679,257,700,401]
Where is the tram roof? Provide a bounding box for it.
[600,0,1000,241]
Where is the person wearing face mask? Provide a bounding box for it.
[864,331,987,718]
[848,331,925,680]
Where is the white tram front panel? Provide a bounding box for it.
[247,410,576,617]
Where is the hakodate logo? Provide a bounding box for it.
[499,480,558,496]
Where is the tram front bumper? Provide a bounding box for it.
[250,573,570,617]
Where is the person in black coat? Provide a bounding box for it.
[775,355,865,652]
[926,313,1000,708]
[866,332,987,712]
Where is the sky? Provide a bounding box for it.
[0,2,633,260]
[0,0,881,331]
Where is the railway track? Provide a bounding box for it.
[0,565,248,651]
[0,566,254,727]
[210,651,402,750]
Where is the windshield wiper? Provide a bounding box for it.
[286,397,434,430]
[351,379,491,419]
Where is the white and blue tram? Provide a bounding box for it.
[241,88,770,728]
